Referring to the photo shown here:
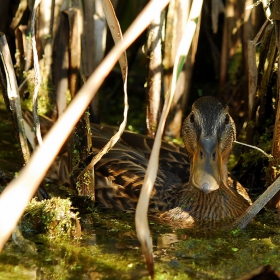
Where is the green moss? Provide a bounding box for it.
[241,125,272,172]
[24,197,80,240]
[76,170,93,195]
[167,213,280,279]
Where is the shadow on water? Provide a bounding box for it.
[1,104,280,279]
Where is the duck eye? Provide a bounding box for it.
[225,114,230,125]
[190,113,195,123]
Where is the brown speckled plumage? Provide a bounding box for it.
[91,96,251,227]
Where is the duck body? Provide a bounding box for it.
[90,96,251,227]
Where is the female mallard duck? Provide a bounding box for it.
[89,96,251,227]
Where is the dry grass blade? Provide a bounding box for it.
[135,0,203,278]
[30,0,43,146]
[234,140,272,159]
[246,0,272,22]
[233,176,280,229]
[77,0,128,182]
[0,0,171,253]
[102,0,127,81]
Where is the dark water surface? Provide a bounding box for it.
[1,208,280,280]
[1,106,280,280]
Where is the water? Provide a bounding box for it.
[1,208,280,279]
[1,107,280,279]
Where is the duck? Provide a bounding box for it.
[85,96,251,227]
[25,96,251,227]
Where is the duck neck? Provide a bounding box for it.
[220,161,229,188]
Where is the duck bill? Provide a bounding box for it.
[191,137,221,194]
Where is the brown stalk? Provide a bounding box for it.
[82,0,107,123]
[9,0,28,31]
[234,22,280,226]
[61,3,94,198]
[258,24,277,127]
[0,33,31,163]
[244,22,276,161]
[164,0,194,138]
[76,0,129,198]
[211,0,225,34]
[14,27,25,80]
[247,19,269,121]
[19,25,33,73]
[30,0,43,146]
[266,21,280,209]
[168,24,201,137]
[247,43,257,122]
[146,7,165,137]
[67,0,106,197]
[220,0,233,89]
[64,8,82,98]
[52,11,70,118]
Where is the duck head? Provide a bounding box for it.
[182,96,236,194]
